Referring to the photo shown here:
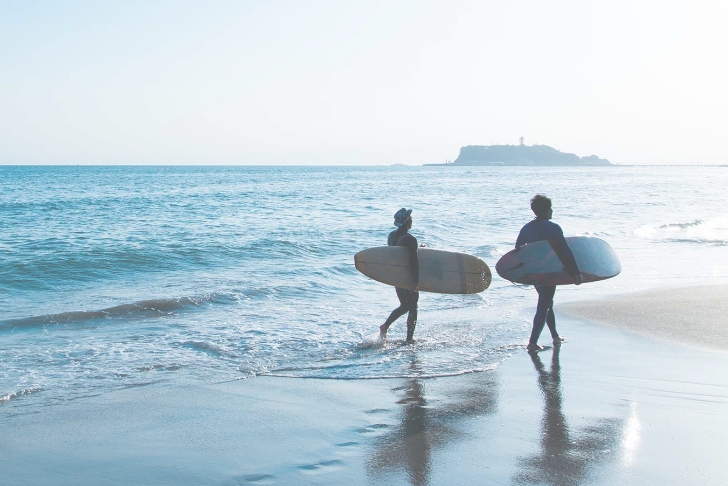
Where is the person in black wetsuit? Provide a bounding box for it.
[379,208,420,343]
[516,195,582,352]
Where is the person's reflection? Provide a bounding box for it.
[367,358,500,486]
[533,346,570,464]
[369,359,431,485]
[398,370,431,485]
[514,347,622,485]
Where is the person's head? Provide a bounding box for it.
[530,195,552,219]
[393,208,413,229]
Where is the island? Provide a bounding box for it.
[430,142,611,166]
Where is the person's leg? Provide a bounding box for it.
[405,290,419,342]
[380,288,409,335]
[546,306,564,343]
[529,285,556,346]
[541,286,564,343]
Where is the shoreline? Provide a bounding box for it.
[3,284,728,485]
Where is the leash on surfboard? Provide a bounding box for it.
[509,281,535,290]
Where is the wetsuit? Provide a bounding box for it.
[381,227,419,341]
[516,218,580,346]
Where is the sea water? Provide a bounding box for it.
[1,165,727,415]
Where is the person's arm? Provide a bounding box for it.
[405,235,419,285]
[549,229,582,284]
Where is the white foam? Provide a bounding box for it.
[359,332,385,349]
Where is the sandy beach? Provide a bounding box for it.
[560,284,728,350]
[3,285,728,486]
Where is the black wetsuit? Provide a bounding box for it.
[516,218,580,345]
[382,227,419,341]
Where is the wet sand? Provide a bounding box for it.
[2,285,728,485]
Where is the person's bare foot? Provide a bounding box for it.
[379,324,388,338]
[526,343,544,353]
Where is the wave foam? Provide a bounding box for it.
[0,386,42,405]
[635,217,728,244]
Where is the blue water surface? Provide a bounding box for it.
[1,165,727,414]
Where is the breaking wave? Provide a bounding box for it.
[634,217,728,245]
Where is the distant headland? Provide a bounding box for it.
[429,140,611,166]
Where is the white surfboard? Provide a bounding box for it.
[354,246,491,294]
[495,236,621,286]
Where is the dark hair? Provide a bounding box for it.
[530,194,552,218]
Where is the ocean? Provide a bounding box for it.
[2,165,727,416]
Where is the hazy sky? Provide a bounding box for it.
[1,0,726,165]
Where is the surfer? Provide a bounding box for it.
[516,195,582,352]
[379,208,420,343]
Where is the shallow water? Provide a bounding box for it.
[1,165,727,414]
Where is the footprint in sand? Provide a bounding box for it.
[298,459,344,472]
[228,473,275,484]
[356,423,391,435]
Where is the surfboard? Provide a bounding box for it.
[354,247,491,294]
[495,236,621,286]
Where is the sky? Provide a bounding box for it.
[1,0,726,165]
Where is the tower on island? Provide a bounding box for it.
[519,136,524,146]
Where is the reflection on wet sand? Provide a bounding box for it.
[514,346,624,485]
[367,359,499,485]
